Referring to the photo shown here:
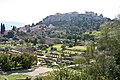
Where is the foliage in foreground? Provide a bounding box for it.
[0,53,37,71]
[32,69,82,80]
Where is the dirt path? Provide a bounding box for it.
[6,67,54,77]
[6,65,77,77]
[23,67,53,76]
[25,64,77,76]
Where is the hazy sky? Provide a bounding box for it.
[0,0,120,24]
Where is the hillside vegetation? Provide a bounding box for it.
[0,11,120,80]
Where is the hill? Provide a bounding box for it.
[41,11,111,31]
[15,11,111,40]
[17,11,111,38]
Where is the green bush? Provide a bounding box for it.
[20,53,37,69]
[0,52,37,71]
[38,44,49,50]
[0,53,13,71]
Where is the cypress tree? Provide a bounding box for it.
[1,23,5,34]
[2,24,5,33]
[12,26,16,31]
[1,23,3,34]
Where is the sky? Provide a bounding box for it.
[0,0,120,24]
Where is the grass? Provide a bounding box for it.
[67,46,87,50]
[46,44,63,53]
[0,44,17,49]
[0,75,4,80]
[53,44,63,51]
[53,30,66,34]
[0,74,30,80]
[84,30,101,37]
[36,43,86,56]
[47,47,51,51]
[55,51,61,54]
[92,31,101,37]
[41,44,86,55]
[9,45,17,49]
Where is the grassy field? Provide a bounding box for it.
[39,44,87,55]
[43,44,86,55]
[0,44,17,49]
[67,46,87,50]
[46,44,63,52]
[53,44,63,50]
[84,30,101,37]
[0,75,4,80]
[0,74,30,80]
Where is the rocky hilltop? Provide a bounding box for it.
[41,11,111,30]
[18,11,111,34]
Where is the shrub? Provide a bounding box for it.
[38,44,49,50]
[68,43,73,47]
[0,52,37,71]
[20,53,37,69]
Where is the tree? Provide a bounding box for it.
[10,54,21,69]
[6,31,15,38]
[87,41,96,58]
[32,38,38,45]
[20,53,37,69]
[0,53,13,71]
[12,26,16,31]
[96,21,120,80]
[74,34,77,45]
[1,23,5,34]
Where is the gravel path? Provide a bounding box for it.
[23,67,53,76]
[5,65,76,77]
[5,67,54,77]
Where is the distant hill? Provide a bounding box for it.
[18,11,112,36]
[41,11,111,31]
[0,21,25,30]
[2,11,112,43]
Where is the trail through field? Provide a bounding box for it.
[5,65,77,76]
[5,67,54,77]
[23,67,53,76]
